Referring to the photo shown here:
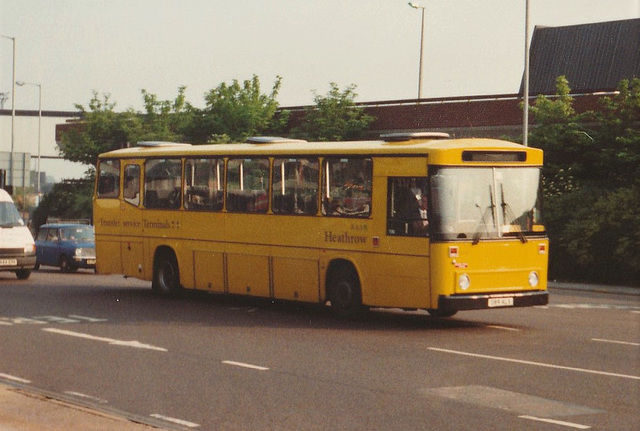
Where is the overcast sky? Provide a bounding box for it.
[2,0,639,113]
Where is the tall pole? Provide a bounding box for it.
[409,3,426,100]
[37,84,41,204]
[523,0,530,146]
[1,35,16,185]
[16,81,42,206]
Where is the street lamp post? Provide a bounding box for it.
[16,81,42,205]
[523,0,530,146]
[408,2,426,100]
[0,35,16,186]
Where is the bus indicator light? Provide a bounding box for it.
[538,243,546,254]
[449,246,459,257]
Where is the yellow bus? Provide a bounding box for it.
[93,133,548,318]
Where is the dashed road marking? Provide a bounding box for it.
[429,347,640,380]
[0,373,31,384]
[485,325,521,331]
[64,391,108,404]
[591,338,639,347]
[150,413,200,428]
[68,315,108,322]
[222,360,269,371]
[549,304,640,311]
[42,328,167,352]
[519,415,591,429]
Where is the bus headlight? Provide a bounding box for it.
[458,274,471,290]
[528,271,539,287]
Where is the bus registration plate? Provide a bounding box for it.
[488,297,514,308]
[0,259,17,266]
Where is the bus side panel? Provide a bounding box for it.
[95,239,122,275]
[193,250,225,292]
[121,241,145,278]
[363,253,430,309]
[272,256,320,302]
[227,252,270,297]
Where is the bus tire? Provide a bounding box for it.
[427,308,457,318]
[15,269,31,280]
[327,264,366,319]
[152,251,181,295]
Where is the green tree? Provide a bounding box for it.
[529,77,640,285]
[59,88,195,167]
[191,75,287,143]
[31,179,94,231]
[139,86,193,142]
[58,93,142,166]
[291,83,375,141]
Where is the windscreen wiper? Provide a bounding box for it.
[500,185,527,243]
[472,186,495,245]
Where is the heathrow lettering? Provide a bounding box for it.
[324,231,368,244]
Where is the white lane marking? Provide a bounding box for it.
[64,391,108,404]
[519,415,591,429]
[42,328,167,352]
[150,413,200,428]
[68,315,108,322]
[591,338,640,347]
[485,325,521,331]
[222,360,269,371]
[0,321,12,326]
[0,373,31,384]
[429,347,640,380]
[550,304,640,310]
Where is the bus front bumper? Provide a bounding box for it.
[438,290,549,312]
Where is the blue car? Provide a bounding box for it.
[35,224,96,272]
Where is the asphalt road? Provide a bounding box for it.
[0,270,638,430]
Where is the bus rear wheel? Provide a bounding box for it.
[328,265,366,319]
[152,252,181,295]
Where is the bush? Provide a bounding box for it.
[546,186,640,285]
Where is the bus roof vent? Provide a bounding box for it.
[246,136,308,144]
[137,141,191,147]
[381,132,450,142]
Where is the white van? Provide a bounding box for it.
[0,188,36,279]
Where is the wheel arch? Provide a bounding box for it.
[324,258,362,302]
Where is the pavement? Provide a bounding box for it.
[0,384,165,431]
[0,281,637,431]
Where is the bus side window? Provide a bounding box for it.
[226,158,269,213]
[97,159,120,199]
[387,177,429,237]
[144,159,182,210]
[272,158,319,215]
[184,158,224,211]
[123,164,141,206]
[322,158,372,217]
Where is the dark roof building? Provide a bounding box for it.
[522,18,640,95]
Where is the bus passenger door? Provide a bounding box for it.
[120,162,146,278]
[366,160,431,309]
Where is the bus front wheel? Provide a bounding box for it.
[327,265,366,319]
[153,252,181,295]
[427,308,457,318]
